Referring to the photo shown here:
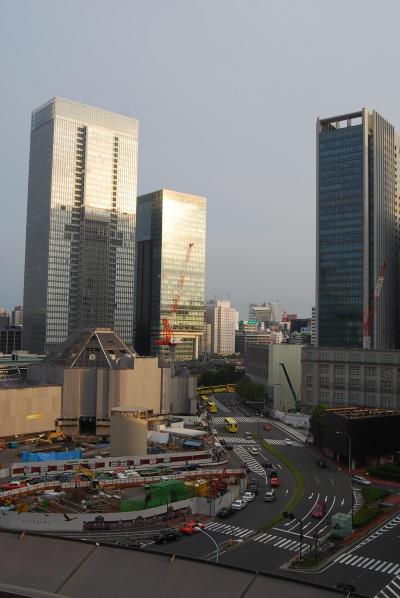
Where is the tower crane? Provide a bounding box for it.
[362,261,386,350]
[155,242,194,372]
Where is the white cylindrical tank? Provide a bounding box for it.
[110,408,148,456]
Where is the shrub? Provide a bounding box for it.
[352,506,381,528]
[362,487,389,505]
[367,466,400,482]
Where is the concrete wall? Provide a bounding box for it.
[110,412,148,456]
[0,385,61,437]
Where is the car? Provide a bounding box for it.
[179,521,205,535]
[250,447,259,454]
[185,464,200,471]
[269,469,278,478]
[217,506,234,518]
[312,500,326,518]
[263,423,271,431]
[153,530,181,544]
[249,478,260,495]
[0,481,28,491]
[285,439,296,446]
[352,475,371,486]
[244,432,252,438]
[317,459,326,468]
[211,429,218,435]
[225,444,234,451]
[219,438,227,445]
[242,491,255,503]
[263,461,273,469]
[231,499,247,511]
[270,476,280,487]
[264,489,276,502]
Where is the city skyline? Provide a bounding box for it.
[2,1,400,319]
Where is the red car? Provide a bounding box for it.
[263,423,271,431]
[0,481,28,492]
[270,476,280,487]
[312,501,326,519]
[179,521,205,535]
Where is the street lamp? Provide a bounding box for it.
[283,512,303,560]
[195,527,219,563]
[336,431,354,526]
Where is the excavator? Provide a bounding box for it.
[37,431,66,445]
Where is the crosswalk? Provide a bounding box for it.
[233,446,266,477]
[376,575,400,597]
[264,439,302,447]
[216,436,256,445]
[253,532,307,552]
[204,521,254,538]
[211,417,265,424]
[335,552,400,575]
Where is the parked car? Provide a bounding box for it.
[270,476,280,487]
[317,459,326,468]
[0,481,28,491]
[179,521,204,535]
[264,489,276,502]
[217,506,234,518]
[242,491,255,503]
[312,500,326,519]
[231,498,247,511]
[153,530,181,544]
[352,475,371,486]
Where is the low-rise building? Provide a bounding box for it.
[301,346,400,414]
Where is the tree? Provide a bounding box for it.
[309,404,327,435]
[255,383,266,399]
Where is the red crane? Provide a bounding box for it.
[155,242,194,348]
[362,261,386,350]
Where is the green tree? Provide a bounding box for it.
[255,383,266,399]
[309,404,327,434]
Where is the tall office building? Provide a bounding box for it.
[316,109,397,350]
[135,189,206,361]
[23,98,139,353]
[206,299,237,355]
[248,302,273,324]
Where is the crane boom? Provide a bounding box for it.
[362,261,386,350]
[279,362,300,412]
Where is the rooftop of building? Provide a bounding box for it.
[0,530,346,598]
[0,379,59,391]
[326,407,400,419]
[43,328,137,369]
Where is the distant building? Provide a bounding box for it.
[198,322,212,357]
[248,303,273,325]
[0,309,10,329]
[0,326,22,354]
[235,330,272,354]
[135,189,206,361]
[311,306,316,346]
[23,97,139,354]
[301,346,400,414]
[316,109,397,349]
[11,305,23,327]
[206,299,237,355]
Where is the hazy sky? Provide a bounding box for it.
[1,0,400,319]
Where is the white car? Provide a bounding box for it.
[250,447,259,454]
[352,475,371,486]
[231,498,247,511]
[242,491,255,503]
[285,439,296,446]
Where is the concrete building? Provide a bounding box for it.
[311,306,316,346]
[11,305,23,327]
[135,189,206,361]
[301,346,400,414]
[198,322,212,357]
[235,330,272,354]
[28,328,197,436]
[206,299,236,355]
[316,109,397,350]
[0,379,61,438]
[0,309,9,329]
[245,343,303,411]
[248,303,273,325]
[23,98,139,354]
[0,326,22,354]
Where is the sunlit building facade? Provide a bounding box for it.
[23,97,139,353]
[316,109,397,350]
[135,189,206,361]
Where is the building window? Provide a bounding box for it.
[349,392,360,405]
[334,365,345,375]
[305,363,312,372]
[350,354,361,362]
[319,376,329,386]
[349,379,360,388]
[306,376,313,387]
[333,392,344,404]
[320,391,330,402]
[382,355,393,363]
[365,394,376,407]
[381,380,393,392]
[382,396,392,408]
[320,352,330,361]
[365,367,376,376]
[349,366,360,375]
[365,379,376,390]
[365,353,376,362]
[334,353,344,361]
[319,364,329,373]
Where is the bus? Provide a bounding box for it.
[208,401,217,413]
[224,417,238,433]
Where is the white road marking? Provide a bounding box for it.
[308,493,314,500]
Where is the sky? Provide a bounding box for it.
[1,0,400,319]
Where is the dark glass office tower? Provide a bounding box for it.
[316,109,397,349]
[135,189,206,361]
[23,98,139,353]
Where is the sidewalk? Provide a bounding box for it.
[271,420,308,443]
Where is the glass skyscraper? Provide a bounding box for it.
[135,189,206,361]
[23,97,139,353]
[316,109,397,349]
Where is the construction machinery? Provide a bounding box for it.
[279,363,301,412]
[37,431,66,445]
[363,261,386,350]
[155,242,194,373]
